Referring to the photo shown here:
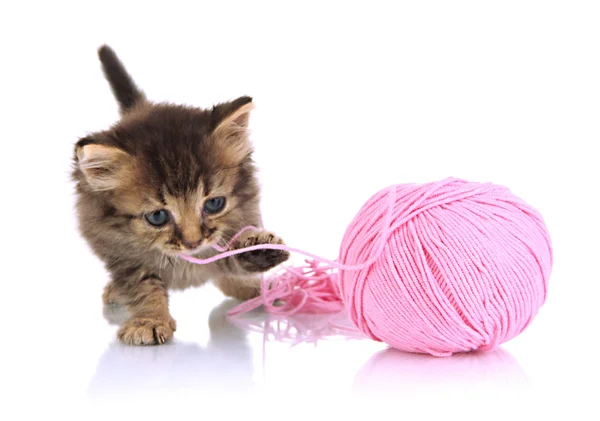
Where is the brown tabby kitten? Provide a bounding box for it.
[72,45,289,346]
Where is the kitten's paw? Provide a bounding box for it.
[234,231,290,273]
[117,315,177,346]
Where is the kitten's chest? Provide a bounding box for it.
[160,259,214,290]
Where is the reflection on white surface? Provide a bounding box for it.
[87,300,256,402]
[354,346,528,398]
[88,297,529,408]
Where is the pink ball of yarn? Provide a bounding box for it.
[337,178,552,357]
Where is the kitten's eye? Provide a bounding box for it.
[204,197,226,214]
[145,209,170,227]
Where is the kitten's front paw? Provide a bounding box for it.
[117,315,176,346]
[234,231,290,273]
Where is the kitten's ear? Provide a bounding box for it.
[75,137,132,191]
[211,96,254,164]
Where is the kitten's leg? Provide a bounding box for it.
[233,230,290,273]
[103,276,176,345]
[214,276,261,301]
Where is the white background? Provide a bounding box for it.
[1,1,599,419]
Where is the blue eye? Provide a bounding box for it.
[204,197,226,214]
[145,209,170,226]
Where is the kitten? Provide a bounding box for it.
[72,45,289,346]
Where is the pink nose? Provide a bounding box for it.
[183,239,203,249]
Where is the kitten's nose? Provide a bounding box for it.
[183,239,203,249]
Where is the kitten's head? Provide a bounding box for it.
[73,46,261,256]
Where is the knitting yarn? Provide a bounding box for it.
[336,178,552,356]
[181,178,552,356]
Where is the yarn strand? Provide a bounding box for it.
[179,184,398,271]
[178,184,398,317]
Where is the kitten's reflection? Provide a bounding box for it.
[87,299,255,402]
[354,346,528,398]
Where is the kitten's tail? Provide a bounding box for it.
[98,45,146,113]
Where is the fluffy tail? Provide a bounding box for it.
[98,45,145,113]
